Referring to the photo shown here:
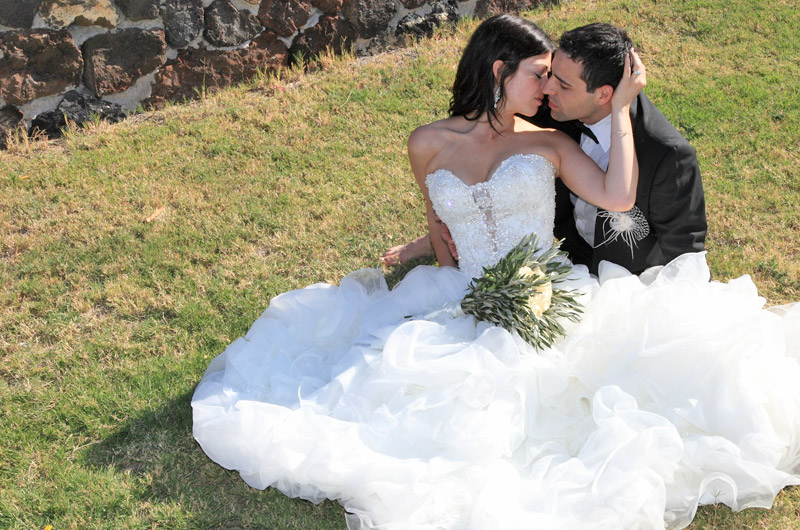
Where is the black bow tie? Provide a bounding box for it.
[575,122,599,144]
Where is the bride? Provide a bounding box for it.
[191,15,800,530]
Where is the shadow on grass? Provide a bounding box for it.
[76,254,438,528]
[84,388,347,529]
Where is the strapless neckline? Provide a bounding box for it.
[425,153,557,278]
[426,153,555,189]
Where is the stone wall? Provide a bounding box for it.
[0,0,553,143]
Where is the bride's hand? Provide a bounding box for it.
[611,49,646,110]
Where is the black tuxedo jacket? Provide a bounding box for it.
[529,93,707,275]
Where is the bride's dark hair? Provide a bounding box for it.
[450,15,554,130]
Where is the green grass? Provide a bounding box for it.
[1,0,799,527]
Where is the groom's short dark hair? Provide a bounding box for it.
[559,23,633,92]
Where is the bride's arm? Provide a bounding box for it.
[408,126,458,268]
[555,51,647,212]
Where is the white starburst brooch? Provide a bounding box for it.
[596,206,650,257]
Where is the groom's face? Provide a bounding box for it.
[544,50,607,125]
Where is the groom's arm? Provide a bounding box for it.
[647,142,708,263]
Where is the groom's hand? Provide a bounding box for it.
[611,48,647,111]
[439,221,459,261]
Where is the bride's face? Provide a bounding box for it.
[499,53,551,117]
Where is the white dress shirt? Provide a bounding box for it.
[571,113,612,246]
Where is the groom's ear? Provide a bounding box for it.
[593,84,614,105]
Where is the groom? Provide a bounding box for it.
[535,23,707,274]
[381,22,707,275]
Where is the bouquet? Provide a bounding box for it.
[460,234,583,350]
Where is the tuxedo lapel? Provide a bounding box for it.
[590,94,657,272]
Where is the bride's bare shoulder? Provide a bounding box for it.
[408,117,475,182]
[410,117,469,141]
[408,117,471,156]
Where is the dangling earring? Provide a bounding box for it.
[493,87,501,109]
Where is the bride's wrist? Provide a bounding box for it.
[610,103,631,115]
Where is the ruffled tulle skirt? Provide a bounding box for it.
[191,253,800,529]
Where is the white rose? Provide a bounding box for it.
[527,281,552,317]
[518,265,542,280]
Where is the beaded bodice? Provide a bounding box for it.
[426,153,556,278]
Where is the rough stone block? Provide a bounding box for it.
[82,28,166,96]
[0,29,83,105]
[311,0,348,13]
[399,0,427,8]
[204,0,263,47]
[257,0,312,38]
[0,105,25,148]
[0,0,43,28]
[343,0,396,39]
[146,31,288,107]
[290,15,357,62]
[396,0,457,40]
[38,0,118,29]
[162,0,204,48]
[30,90,126,138]
[116,0,160,21]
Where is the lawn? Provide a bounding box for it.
[1,0,799,528]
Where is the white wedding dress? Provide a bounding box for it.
[192,154,800,529]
